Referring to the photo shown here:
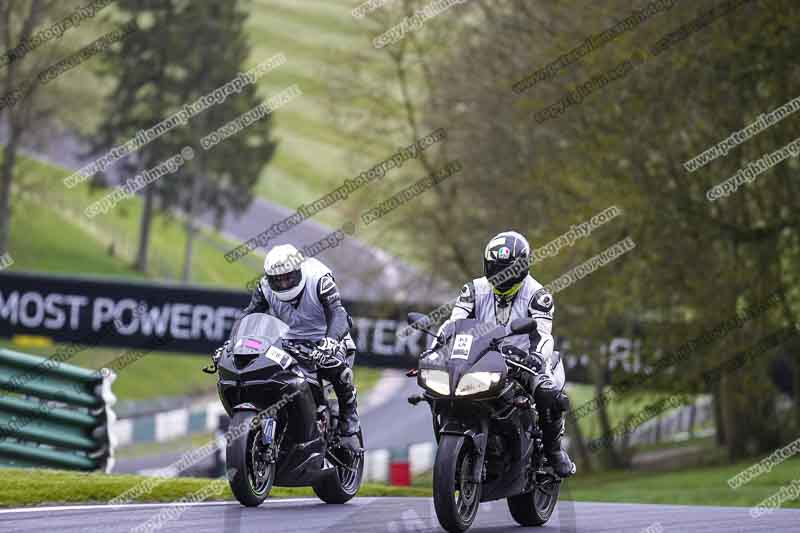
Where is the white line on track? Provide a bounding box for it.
[0,497,338,515]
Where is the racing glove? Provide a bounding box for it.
[310,337,340,365]
[527,351,547,374]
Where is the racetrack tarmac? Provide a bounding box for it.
[1,497,797,532]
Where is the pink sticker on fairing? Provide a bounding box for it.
[245,339,262,349]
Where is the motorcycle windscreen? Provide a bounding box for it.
[230,313,290,348]
[439,319,506,362]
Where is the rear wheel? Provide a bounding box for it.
[506,474,561,526]
[227,411,275,507]
[313,430,364,504]
[433,435,482,533]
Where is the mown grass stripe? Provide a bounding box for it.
[257,0,362,36]
[249,3,366,51]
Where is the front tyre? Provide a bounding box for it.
[313,430,364,504]
[506,477,561,526]
[227,411,275,507]
[433,435,482,533]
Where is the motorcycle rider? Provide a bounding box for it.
[442,230,575,478]
[222,244,361,451]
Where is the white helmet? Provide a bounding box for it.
[264,244,306,301]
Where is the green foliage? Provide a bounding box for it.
[567,384,674,440]
[341,0,800,463]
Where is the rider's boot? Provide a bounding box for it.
[541,413,576,478]
[326,366,361,452]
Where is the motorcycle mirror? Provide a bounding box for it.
[510,317,537,335]
[407,312,444,345]
[407,312,428,325]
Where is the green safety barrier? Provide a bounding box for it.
[0,348,116,472]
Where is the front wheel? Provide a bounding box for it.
[433,435,482,533]
[313,431,364,504]
[506,476,561,526]
[227,411,275,507]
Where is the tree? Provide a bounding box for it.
[0,0,64,253]
[163,2,275,282]
[89,0,183,273]
[337,0,800,462]
[90,0,275,278]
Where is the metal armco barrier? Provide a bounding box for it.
[0,348,117,472]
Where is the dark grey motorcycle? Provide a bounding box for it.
[204,313,363,506]
[407,314,565,532]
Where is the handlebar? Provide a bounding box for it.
[504,357,538,375]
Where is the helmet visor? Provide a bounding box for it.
[485,259,514,281]
[485,255,529,293]
[267,269,302,292]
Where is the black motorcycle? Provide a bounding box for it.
[204,313,363,506]
[407,313,566,532]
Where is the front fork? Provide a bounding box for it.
[439,417,488,484]
[260,417,277,461]
[409,395,490,483]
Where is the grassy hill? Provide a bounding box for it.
[47,0,404,226]
[9,153,258,287]
[244,0,395,211]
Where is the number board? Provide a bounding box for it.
[451,334,473,360]
[265,346,292,369]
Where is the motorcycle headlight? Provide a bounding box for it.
[455,372,502,396]
[420,369,450,396]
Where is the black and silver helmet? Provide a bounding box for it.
[483,231,531,303]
